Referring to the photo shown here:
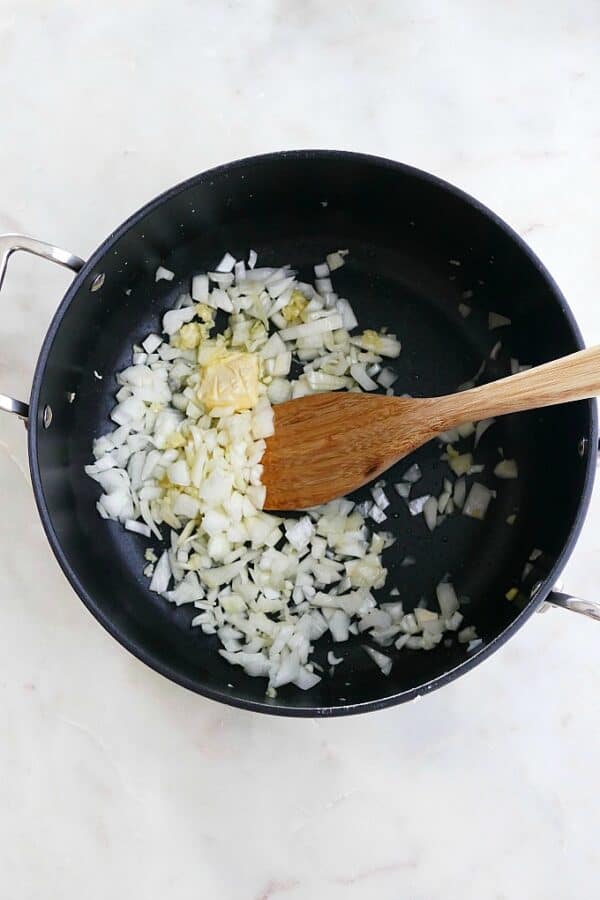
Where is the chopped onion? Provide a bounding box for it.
[423,496,438,531]
[163,306,195,336]
[216,252,236,273]
[453,478,466,508]
[490,340,502,360]
[336,298,358,330]
[458,303,471,317]
[369,505,387,524]
[463,482,493,519]
[377,367,398,388]
[363,646,392,676]
[488,311,511,329]
[402,463,422,483]
[87,245,479,695]
[436,581,459,618]
[326,250,348,271]
[408,495,430,516]
[350,364,377,391]
[371,483,389,510]
[150,551,171,593]
[191,274,209,302]
[279,314,343,342]
[142,333,162,354]
[125,519,152,538]
[155,266,175,282]
[285,516,315,551]
[494,459,518,479]
[448,452,472,477]
[458,626,477,644]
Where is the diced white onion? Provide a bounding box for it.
[463,482,493,519]
[488,311,511,329]
[125,519,152,538]
[494,459,518,479]
[423,496,438,531]
[363,646,392,675]
[216,252,236,273]
[87,245,479,695]
[408,495,430,516]
[377,367,398,388]
[402,463,422,483]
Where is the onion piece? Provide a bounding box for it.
[350,364,377,391]
[191,274,209,302]
[402,463,422,483]
[371,484,389,510]
[216,252,236,273]
[125,519,152,537]
[155,266,175,282]
[377,367,398,388]
[326,250,348,271]
[436,581,459,618]
[488,311,511,329]
[278,314,343,342]
[142,334,162,354]
[394,482,411,498]
[494,459,518,479]
[336,298,358,330]
[448,452,472,477]
[150,551,171,593]
[423,496,438,531]
[369,505,387,524]
[463,482,494,519]
[489,340,502,360]
[363,646,392,676]
[408,495,430,516]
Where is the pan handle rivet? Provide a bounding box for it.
[577,437,588,458]
[42,405,53,428]
[90,273,105,292]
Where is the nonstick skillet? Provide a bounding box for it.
[1,151,597,716]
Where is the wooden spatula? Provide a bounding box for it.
[262,345,600,510]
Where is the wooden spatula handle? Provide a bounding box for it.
[434,345,600,429]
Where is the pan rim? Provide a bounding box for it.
[27,149,598,716]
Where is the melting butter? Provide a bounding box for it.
[198,350,260,412]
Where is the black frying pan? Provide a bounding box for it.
[1,151,596,716]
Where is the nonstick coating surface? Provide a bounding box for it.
[29,152,596,715]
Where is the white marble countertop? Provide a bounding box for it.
[1,3,600,897]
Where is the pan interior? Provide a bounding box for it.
[32,153,592,713]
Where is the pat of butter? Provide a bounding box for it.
[198,351,260,412]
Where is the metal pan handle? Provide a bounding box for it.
[543,443,600,623]
[544,591,600,622]
[0,233,85,422]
